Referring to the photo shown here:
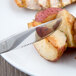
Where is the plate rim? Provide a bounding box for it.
[1,54,35,76]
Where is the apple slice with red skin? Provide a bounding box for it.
[35,8,62,23]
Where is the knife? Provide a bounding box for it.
[0,18,62,54]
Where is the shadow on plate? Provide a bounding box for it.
[56,48,76,68]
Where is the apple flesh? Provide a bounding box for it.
[34,30,67,61]
[56,10,75,47]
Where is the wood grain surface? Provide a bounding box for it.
[0,56,29,76]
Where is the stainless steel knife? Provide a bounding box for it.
[0,18,62,54]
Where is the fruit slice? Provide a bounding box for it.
[28,20,41,28]
[50,0,61,7]
[57,10,75,47]
[22,0,41,10]
[28,18,67,62]
[35,8,62,23]
[38,0,50,9]
[34,30,67,61]
[29,9,76,47]
[28,8,76,61]
[61,0,71,6]
[15,0,24,7]
[15,0,76,10]
[28,22,67,61]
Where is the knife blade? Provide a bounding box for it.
[0,18,62,54]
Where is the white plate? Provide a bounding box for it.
[0,0,76,76]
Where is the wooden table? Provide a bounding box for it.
[0,56,29,76]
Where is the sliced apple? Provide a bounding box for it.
[28,20,41,28]
[61,0,71,6]
[28,19,67,62]
[50,0,61,7]
[34,30,67,61]
[15,0,24,7]
[38,0,50,9]
[28,21,67,61]
[22,0,41,10]
[56,10,75,47]
[35,8,62,23]
[15,0,76,10]
[28,8,76,61]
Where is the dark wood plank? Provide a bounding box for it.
[0,56,29,76]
